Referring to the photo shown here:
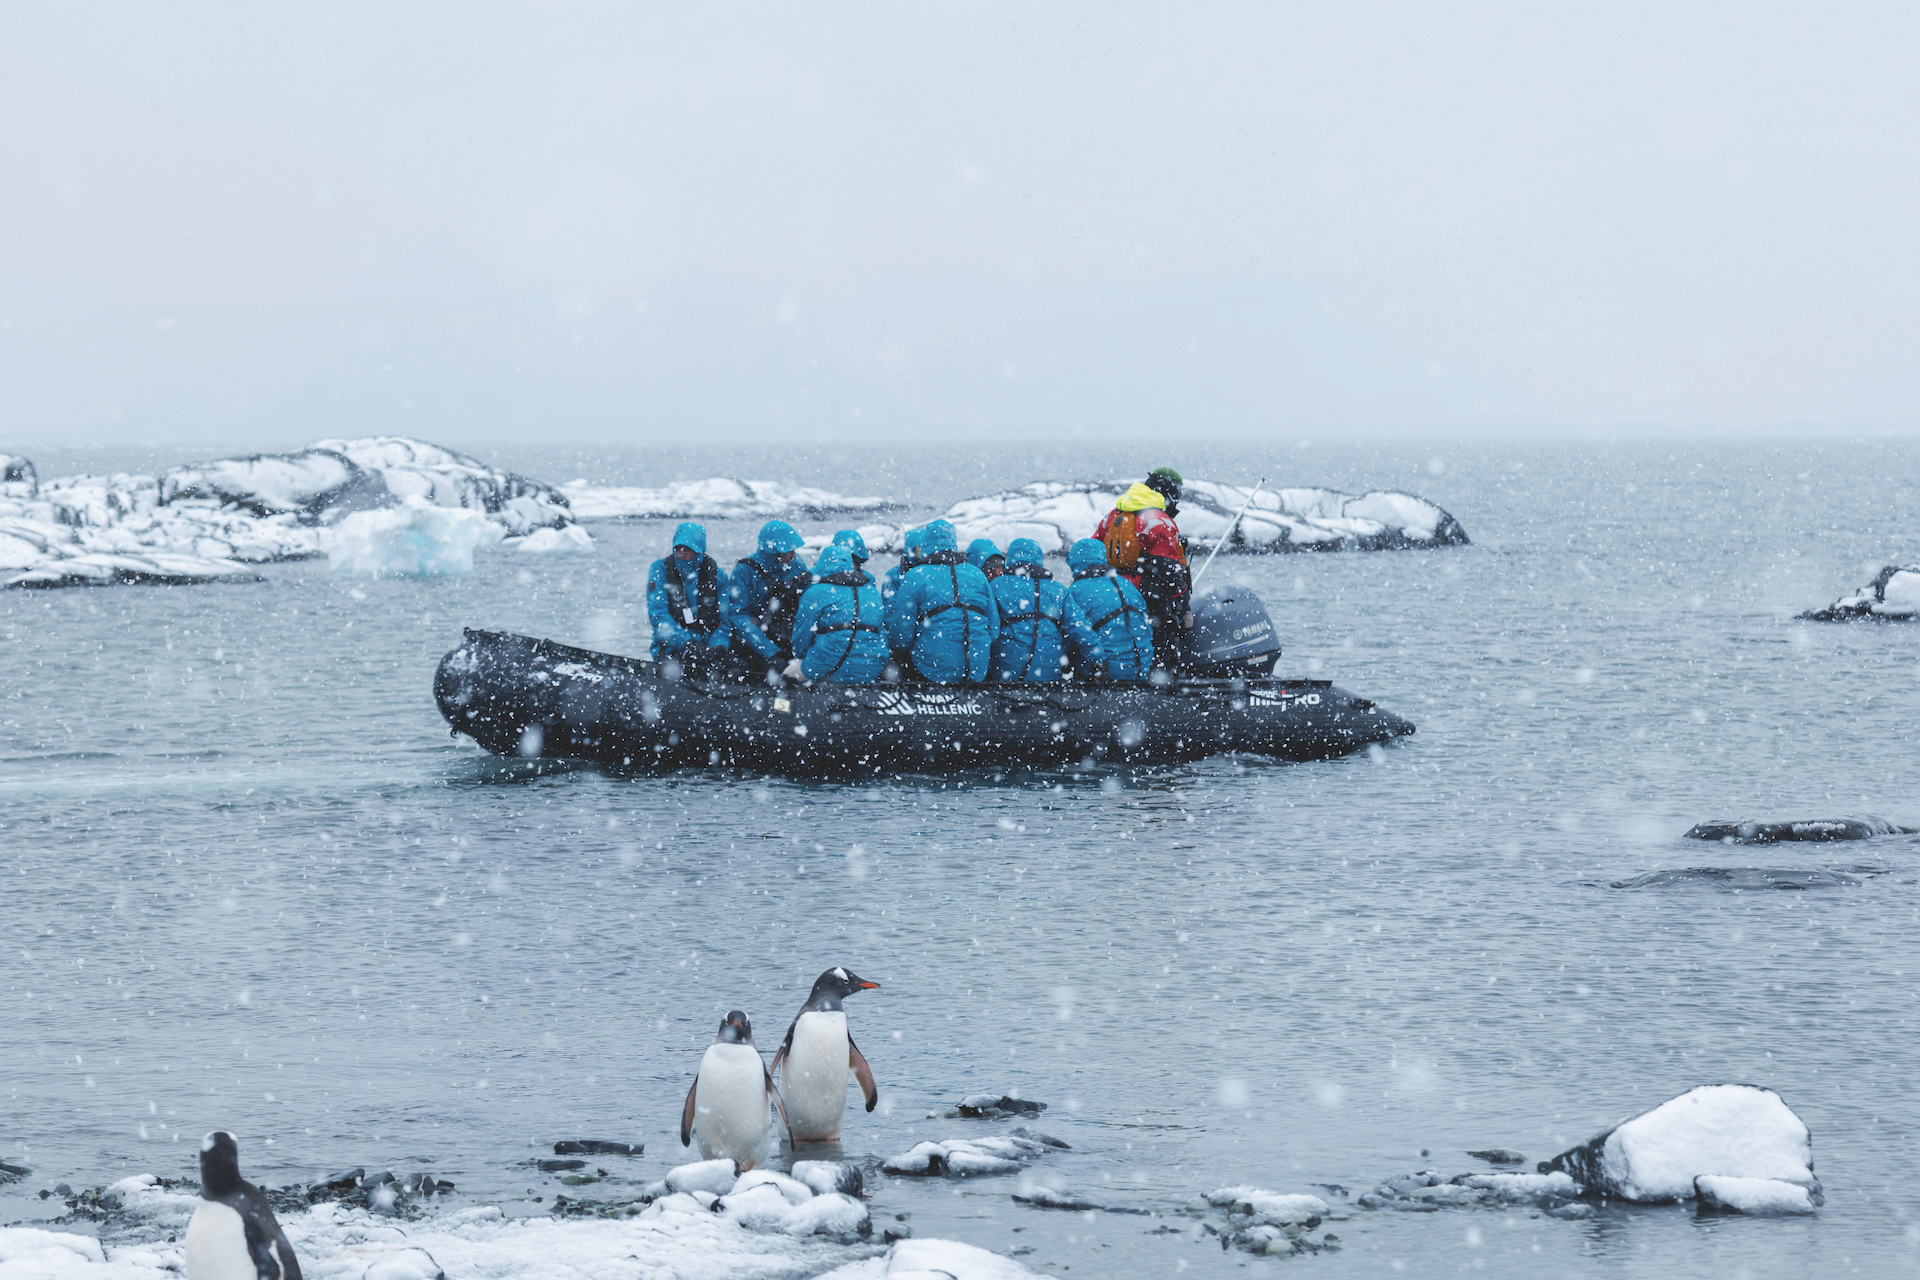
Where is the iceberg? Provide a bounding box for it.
[562,476,895,520]
[1541,1084,1819,1203]
[1799,564,1920,620]
[2,437,578,589]
[327,497,505,577]
[802,481,1469,557]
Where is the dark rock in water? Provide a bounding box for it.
[1610,866,1886,891]
[1684,817,1915,844]
[1799,565,1920,621]
[1467,1149,1527,1166]
[1009,1125,1070,1149]
[553,1140,642,1156]
[956,1094,1047,1119]
[536,1158,587,1172]
[316,1167,365,1191]
[1542,1085,1818,1203]
[0,1161,30,1182]
[1014,1187,1105,1211]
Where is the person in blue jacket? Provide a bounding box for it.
[885,519,999,682]
[830,529,870,572]
[967,538,1007,580]
[990,537,1102,681]
[790,544,889,683]
[729,519,813,672]
[1066,538,1155,680]
[646,521,732,671]
[881,526,925,604]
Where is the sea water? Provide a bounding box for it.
[4,437,1918,1277]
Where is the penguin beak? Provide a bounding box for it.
[858,981,880,990]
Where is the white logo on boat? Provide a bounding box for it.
[873,692,982,717]
[1248,690,1319,708]
[1232,622,1272,641]
[549,662,605,684]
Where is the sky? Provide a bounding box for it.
[2,2,1917,451]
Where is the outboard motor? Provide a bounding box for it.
[1187,587,1282,677]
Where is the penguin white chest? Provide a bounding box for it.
[694,1042,772,1169]
[185,1201,259,1280]
[783,1010,850,1141]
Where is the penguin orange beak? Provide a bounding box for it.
[859,981,880,990]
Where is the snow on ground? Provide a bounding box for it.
[798,481,1468,557]
[1542,1085,1818,1202]
[1800,564,1920,620]
[562,478,893,521]
[1,438,580,588]
[815,1238,1037,1278]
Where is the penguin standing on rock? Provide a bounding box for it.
[681,1010,790,1171]
[770,967,881,1143]
[185,1130,302,1280]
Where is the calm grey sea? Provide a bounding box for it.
[5,437,1919,1278]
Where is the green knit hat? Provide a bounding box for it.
[1148,466,1183,486]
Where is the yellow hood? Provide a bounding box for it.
[1114,482,1166,513]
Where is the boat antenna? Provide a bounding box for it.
[1189,478,1265,593]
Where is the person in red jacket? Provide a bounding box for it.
[1092,466,1192,667]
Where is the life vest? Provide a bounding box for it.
[737,556,814,652]
[1103,511,1143,571]
[658,554,723,633]
[995,579,1063,679]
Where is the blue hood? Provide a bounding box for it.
[921,520,959,555]
[1068,538,1111,573]
[671,521,707,555]
[967,538,1002,568]
[1006,538,1045,569]
[813,545,855,577]
[832,529,869,561]
[756,520,803,555]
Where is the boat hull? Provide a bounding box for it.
[434,629,1415,772]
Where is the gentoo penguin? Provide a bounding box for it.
[680,1010,790,1171]
[185,1130,303,1280]
[770,966,880,1142]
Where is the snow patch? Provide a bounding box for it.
[814,1236,1038,1279]
[1202,1187,1330,1225]
[563,478,893,520]
[502,524,595,555]
[1694,1174,1822,1215]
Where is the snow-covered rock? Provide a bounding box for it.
[791,1161,865,1199]
[882,1135,1053,1177]
[815,1237,1037,1279]
[2,437,576,588]
[1801,564,1920,620]
[326,497,505,577]
[1203,1187,1330,1225]
[562,477,894,521]
[503,524,595,554]
[663,1158,742,1196]
[1694,1174,1822,1215]
[819,481,1468,558]
[1541,1085,1819,1203]
[1457,1171,1581,1202]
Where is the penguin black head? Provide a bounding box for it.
[199,1130,243,1199]
[803,966,880,1012]
[716,1010,754,1044]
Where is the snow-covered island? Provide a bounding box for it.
[800,481,1470,557]
[0,438,578,588]
[1799,564,1920,620]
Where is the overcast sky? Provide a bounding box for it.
[3,3,1916,450]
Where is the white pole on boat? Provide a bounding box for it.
[1189,477,1265,593]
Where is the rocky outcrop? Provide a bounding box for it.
[1800,564,1920,620]
[1685,817,1916,844]
[1541,1084,1820,1204]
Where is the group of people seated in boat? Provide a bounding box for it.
[646,467,1195,685]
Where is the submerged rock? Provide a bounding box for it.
[1610,865,1887,891]
[1684,817,1915,844]
[1467,1148,1527,1165]
[954,1094,1047,1119]
[1800,564,1920,620]
[1541,1085,1819,1203]
[553,1140,642,1156]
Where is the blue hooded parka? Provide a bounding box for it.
[990,538,1102,681]
[1066,538,1155,680]
[831,529,869,568]
[728,519,813,662]
[646,521,732,661]
[881,526,925,603]
[791,545,889,683]
[966,538,1004,576]
[885,519,999,682]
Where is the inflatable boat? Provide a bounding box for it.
[435,586,1414,772]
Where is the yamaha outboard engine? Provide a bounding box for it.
[1187,587,1282,677]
